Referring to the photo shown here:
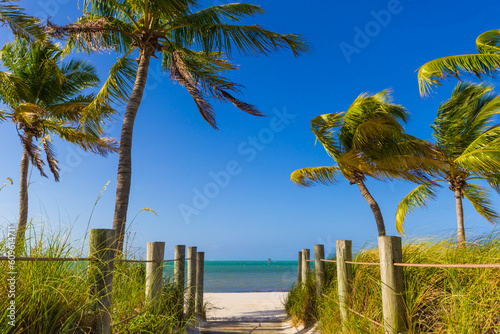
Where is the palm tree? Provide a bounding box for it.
[46,0,309,251]
[418,29,500,95]
[0,39,118,248]
[396,82,500,246]
[291,90,437,236]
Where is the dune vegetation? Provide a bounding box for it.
[0,225,187,334]
[285,233,500,333]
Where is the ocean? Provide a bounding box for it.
[166,261,299,292]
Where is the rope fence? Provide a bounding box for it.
[394,262,500,269]
[299,238,500,334]
[0,256,179,263]
[316,258,500,269]
[320,259,337,263]
[0,256,91,262]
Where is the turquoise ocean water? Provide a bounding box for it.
[166,261,298,292]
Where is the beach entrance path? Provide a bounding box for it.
[199,292,297,334]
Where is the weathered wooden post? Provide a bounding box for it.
[378,236,407,334]
[314,244,325,298]
[174,245,186,319]
[297,251,302,285]
[301,248,310,285]
[145,241,165,312]
[88,229,116,334]
[336,240,352,331]
[186,246,197,319]
[195,251,205,315]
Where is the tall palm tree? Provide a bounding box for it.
[0,39,118,248]
[46,0,309,251]
[418,29,500,95]
[396,82,500,246]
[291,91,437,236]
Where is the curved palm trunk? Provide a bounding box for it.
[113,51,152,253]
[16,135,32,251]
[454,189,466,246]
[355,180,386,236]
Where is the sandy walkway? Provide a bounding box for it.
[194,292,318,334]
[204,292,288,322]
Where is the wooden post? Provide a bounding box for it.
[378,236,407,334]
[145,241,165,312]
[336,240,352,331]
[88,229,116,334]
[186,246,197,319]
[301,248,310,285]
[174,245,186,319]
[195,251,205,315]
[314,244,325,298]
[297,251,302,285]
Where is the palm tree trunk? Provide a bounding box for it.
[454,189,466,246]
[355,180,386,236]
[112,51,152,253]
[16,135,32,251]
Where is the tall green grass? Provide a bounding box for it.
[285,234,500,333]
[0,225,189,333]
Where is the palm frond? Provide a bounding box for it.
[42,118,118,156]
[168,4,264,27]
[351,116,404,150]
[19,134,47,178]
[47,16,135,54]
[310,112,344,158]
[0,109,7,122]
[396,181,441,235]
[463,183,499,225]
[171,23,309,57]
[170,51,216,128]
[13,103,47,126]
[418,54,500,96]
[462,126,500,156]
[41,136,60,181]
[59,59,99,99]
[0,0,45,42]
[476,29,500,54]
[290,166,339,187]
[163,48,262,116]
[455,149,500,174]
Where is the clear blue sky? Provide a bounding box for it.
[1,0,499,260]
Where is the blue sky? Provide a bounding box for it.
[1,0,499,260]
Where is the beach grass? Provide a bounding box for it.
[285,233,500,333]
[0,225,189,333]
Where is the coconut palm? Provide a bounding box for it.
[396,82,500,246]
[0,39,118,248]
[418,29,500,95]
[291,90,437,236]
[46,0,309,251]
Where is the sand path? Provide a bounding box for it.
[196,292,308,334]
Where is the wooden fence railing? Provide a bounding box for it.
[0,228,205,334]
[297,236,500,334]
